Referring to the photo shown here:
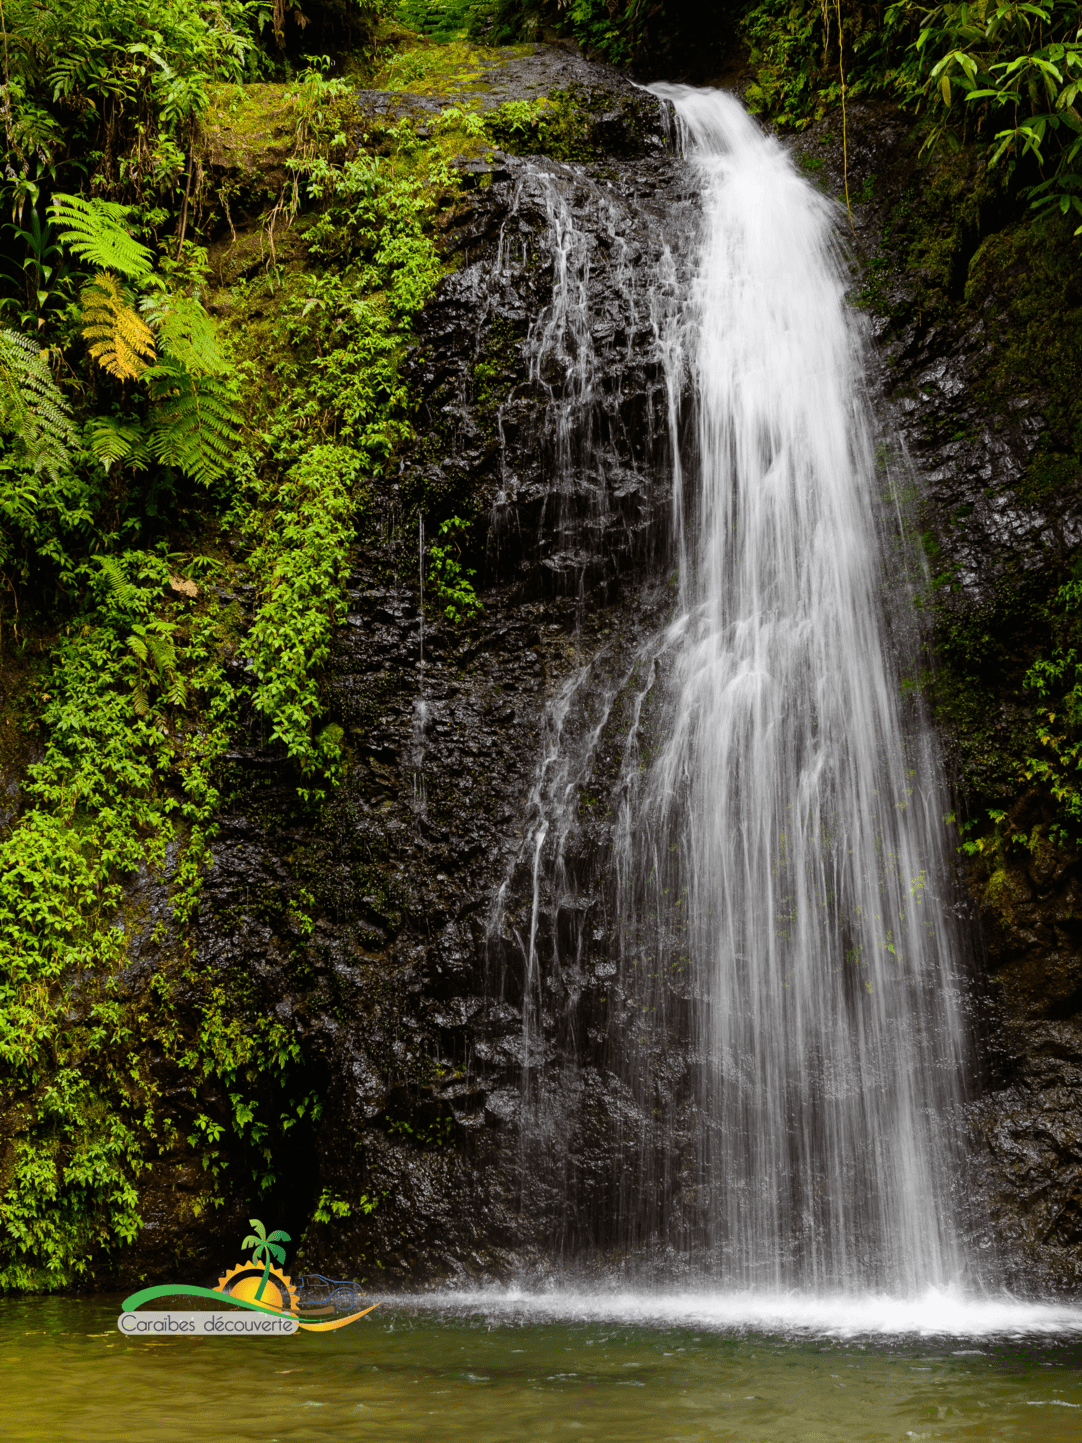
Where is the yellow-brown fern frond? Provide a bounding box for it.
[81,271,156,381]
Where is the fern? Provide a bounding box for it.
[143,632,177,674]
[94,553,142,612]
[154,296,228,376]
[81,273,157,381]
[0,328,78,479]
[50,194,154,281]
[88,416,147,473]
[127,626,186,714]
[147,366,240,485]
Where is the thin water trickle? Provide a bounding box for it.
[412,513,428,812]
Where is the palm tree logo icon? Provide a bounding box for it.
[243,1219,291,1304]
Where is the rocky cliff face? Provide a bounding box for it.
[114,51,1081,1294]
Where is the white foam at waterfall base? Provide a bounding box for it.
[385,1288,1082,1339]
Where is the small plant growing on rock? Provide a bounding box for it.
[427,515,482,624]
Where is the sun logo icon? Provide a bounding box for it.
[215,1219,298,1313]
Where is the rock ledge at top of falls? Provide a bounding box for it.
[355,42,657,121]
[200,44,675,288]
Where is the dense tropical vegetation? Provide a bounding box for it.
[0,0,1079,1289]
[0,0,455,1290]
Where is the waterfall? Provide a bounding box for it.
[620,85,976,1292]
[493,88,982,1297]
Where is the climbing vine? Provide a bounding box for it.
[426,515,482,623]
[245,445,364,793]
[0,551,237,1289]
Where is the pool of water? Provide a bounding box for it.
[4,1292,1082,1442]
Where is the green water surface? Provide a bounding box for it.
[2,1297,1081,1442]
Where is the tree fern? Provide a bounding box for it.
[88,416,147,473]
[147,366,240,485]
[81,273,157,381]
[0,328,77,479]
[154,296,228,376]
[50,194,154,281]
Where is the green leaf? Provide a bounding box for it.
[49,195,154,281]
[147,366,240,485]
[154,297,228,376]
[89,416,145,473]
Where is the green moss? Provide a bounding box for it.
[199,78,361,236]
[878,149,1001,328]
[0,649,44,800]
[486,85,658,163]
[372,36,500,92]
[966,209,1082,458]
[205,82,300,142]
[862,135,1082,857]
[1016,452,1082,506]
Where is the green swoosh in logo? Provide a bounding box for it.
[121,1284,290,1316]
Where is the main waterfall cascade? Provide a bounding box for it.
[495,88,987,1296]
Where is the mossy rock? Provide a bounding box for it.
[199,82,359,231]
